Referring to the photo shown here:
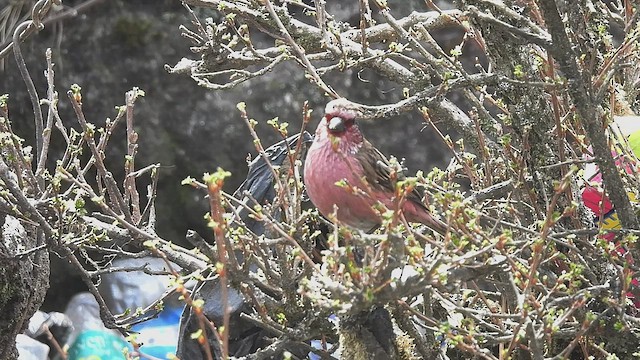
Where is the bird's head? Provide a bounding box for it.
[323,98,363,136]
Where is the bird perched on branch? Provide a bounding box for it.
[304,98,447,233]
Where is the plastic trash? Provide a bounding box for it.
[233,131,313,234]
[17,334,49,360]
[131,305,182,358]
[580,117,640,307]
[24,310,73,355]
[99,257,175,314]
[64,292,129,360]
[98,257,182,358]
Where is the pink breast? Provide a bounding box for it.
[304,143,380,229]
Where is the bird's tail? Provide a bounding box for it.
[423,215,449,235]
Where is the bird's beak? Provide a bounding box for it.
[327,116,345,133]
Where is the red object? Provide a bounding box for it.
[304,99,446,233]
[580,150,639,307]
[581,185,613,216]
[581,150,633,216]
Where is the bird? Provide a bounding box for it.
[303,98,447,233]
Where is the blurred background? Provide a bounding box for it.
[0,0,459,311]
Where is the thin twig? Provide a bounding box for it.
[67,89,131,222]
[36,48,56,186]
[262,0,338,98]
[124,88,142,224]
[13,20,43,192]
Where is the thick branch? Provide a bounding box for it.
[538,0,639,230]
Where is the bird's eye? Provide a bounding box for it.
[328,117,346,133]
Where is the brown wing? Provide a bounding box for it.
[355,139,427,209]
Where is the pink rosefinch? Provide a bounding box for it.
[304,98,447,233]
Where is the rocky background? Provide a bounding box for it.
[1,0,455,310]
